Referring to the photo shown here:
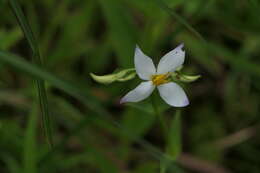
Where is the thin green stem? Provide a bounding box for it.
[151,94,168,173]
[151,94,168,139]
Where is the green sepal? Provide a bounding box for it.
[90,68,136,84]
[171,72,201,83]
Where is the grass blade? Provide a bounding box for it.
[9,0,53,147]
[154,0,205,42]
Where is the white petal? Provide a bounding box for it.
[120,81,155,103]
[157,43,185,74]
[135,45,156,80]
[158,82,189,107]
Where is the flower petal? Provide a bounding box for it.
[157,43,185,74]
[120,81,155,103]
[158,82,189,107]
[135,45,156,80]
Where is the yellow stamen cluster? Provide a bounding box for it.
[151,73,170,86]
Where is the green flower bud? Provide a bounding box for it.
[90,68,136,84]
[171,72,201,83]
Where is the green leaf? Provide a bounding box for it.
[167,110,182,160]
[154,0,205,41]
[9,0,53,147]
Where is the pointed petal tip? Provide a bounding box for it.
[157,44,185,74]
[120,81,155,104]
[119,96,128,104]
[134,45,141,57]
[183,99,189,106]
[119,97,126,104]
[177,43,185,56]
[179,43,184,49]
[176,43,184,52]
[135,44,140,51]
[170,99,189,107]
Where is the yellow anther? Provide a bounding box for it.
[151,73,170,86]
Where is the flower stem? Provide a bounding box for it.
[151,94,169,173]
[151,93,168,138]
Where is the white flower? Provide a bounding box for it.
[120,44,189,107]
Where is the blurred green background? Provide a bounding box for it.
[0,0,260,172]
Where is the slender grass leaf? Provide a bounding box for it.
[9,0,53,147]
[9,0,38,54]
[207,42,260,77]
[154,0,205,42]
[183,35,260,78]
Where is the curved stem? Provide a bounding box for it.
[151,94,168,138]
[151,94,169,173]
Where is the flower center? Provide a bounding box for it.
[151,73,170,86]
